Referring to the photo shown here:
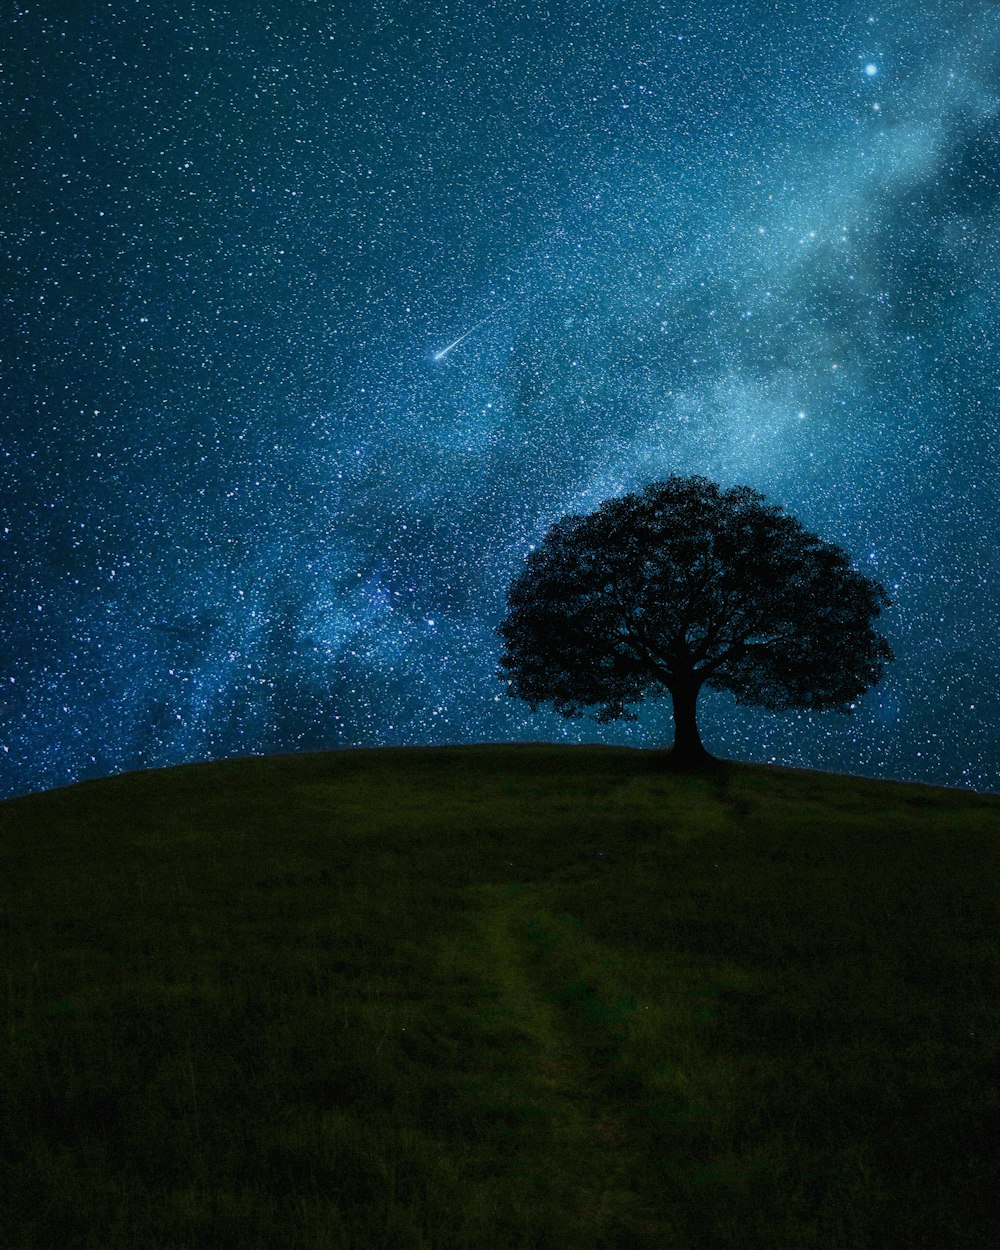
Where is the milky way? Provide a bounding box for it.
[3,1,999,798]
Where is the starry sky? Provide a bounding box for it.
[3,0,999,799]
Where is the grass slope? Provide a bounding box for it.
[2,745,999,1249]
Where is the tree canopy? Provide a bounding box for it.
[497,475,894,764]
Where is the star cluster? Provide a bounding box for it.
[3,0,999,797]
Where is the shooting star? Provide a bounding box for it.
[433,313,496,362]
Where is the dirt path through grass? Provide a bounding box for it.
[457,882,665,1244]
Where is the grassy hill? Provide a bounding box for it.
[2,745,999,1249]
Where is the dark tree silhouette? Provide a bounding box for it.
[497,475,893,766]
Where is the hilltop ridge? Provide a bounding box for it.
[3,745,999,1249]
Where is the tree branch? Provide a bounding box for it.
[619,621,676,686]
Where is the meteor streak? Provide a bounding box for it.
[433,313,495,361]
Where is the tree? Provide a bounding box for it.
[497,475,893,766]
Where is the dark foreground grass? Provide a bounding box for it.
[2,745,999,1249]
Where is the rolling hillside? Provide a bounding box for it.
[2,746,998,1249]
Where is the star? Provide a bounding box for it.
[0,0,995,798]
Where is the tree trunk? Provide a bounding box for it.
[668,679,711,766]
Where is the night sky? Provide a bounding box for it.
[3,1,999,799]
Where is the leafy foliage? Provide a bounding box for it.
[498,476,893,744]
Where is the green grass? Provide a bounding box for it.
[2,744,999,1248]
